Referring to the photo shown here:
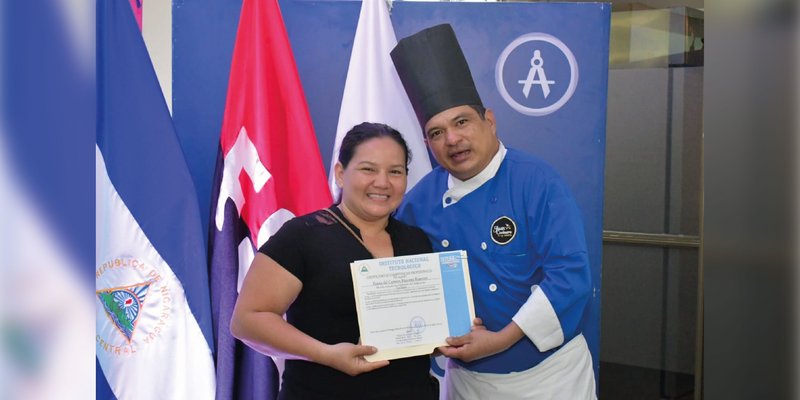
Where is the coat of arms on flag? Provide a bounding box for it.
[97,282,151,342]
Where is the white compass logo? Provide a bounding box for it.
[496,33,579,117]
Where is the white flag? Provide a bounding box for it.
[329,0,432,198]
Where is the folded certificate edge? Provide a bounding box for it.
[459,250,478,337]
[363,342,445,362]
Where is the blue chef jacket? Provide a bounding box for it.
[395,147,592,374]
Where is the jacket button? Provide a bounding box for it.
[489,283,497,292]
[441,239,449,248]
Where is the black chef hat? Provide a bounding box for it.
[391,24,483,128]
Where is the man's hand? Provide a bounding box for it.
[438,320,524,363]
[471,317,487,331]
[433,318,485,358]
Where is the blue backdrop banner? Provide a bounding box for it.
[174,0,609,393]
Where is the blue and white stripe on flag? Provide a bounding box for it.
[96,0,215,398]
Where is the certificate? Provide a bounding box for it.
[350,250,475,361]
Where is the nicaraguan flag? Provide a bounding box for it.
[96,1,215,398]
[208,0,333,399]
[328,0,432,199]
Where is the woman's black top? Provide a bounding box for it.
[259,207,437,399]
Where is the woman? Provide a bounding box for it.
[231,123,437,399]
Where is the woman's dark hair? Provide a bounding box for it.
[338,122,412,171]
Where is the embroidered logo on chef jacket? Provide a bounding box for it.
[490,216,517,245]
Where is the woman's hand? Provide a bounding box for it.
[320,343,390,376]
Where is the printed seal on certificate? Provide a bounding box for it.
[350,250,476,361]
[409,316,426,334]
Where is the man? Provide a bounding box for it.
[391,24,596,399]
